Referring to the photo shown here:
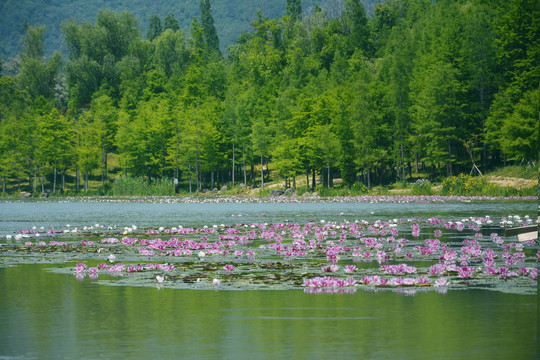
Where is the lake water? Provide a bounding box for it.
[0,198,538,359]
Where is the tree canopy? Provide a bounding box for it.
[0,0,537,194]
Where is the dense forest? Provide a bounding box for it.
[0,0,381,60]
[0,0,538,194]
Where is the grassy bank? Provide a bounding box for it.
[2,165,537,198]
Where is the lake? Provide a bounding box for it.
[0,197,538,359]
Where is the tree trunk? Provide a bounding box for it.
[84,166,88,192]
[232,141,235,187]
[367,168,371,190]
[312,168,316,190]
[260,148,264,189]
[195,143,200,191]
[243,142,247,188]
[447,139,453,177]
[53,137,57,194]
[161,139,165,177]
[399,91,406,184]
[189,160,192,194]
[34,165,37,194]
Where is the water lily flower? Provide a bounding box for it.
[156,275,164,283]
[108,254,116,263]
[213,278,221,286]
[434,278,448,287]
[75,263,87,273]
[223,264,235,271]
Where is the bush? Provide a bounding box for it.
[440,174,536,196]
[411,178,433,195]
[441,174,486,195]
[112,176,174,196]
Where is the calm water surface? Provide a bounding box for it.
[0,264,537,360]
[0,199,538,359]
[0,199,536,234]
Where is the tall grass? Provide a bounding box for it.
[112,176,175,196]
[441,174,537,196]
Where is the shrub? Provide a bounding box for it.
[441,174,486,195]
[411,178,433,195]
[112,176,174,196]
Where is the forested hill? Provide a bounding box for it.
[0,0,380,60]
[0,0,538,195]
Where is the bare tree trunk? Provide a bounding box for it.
[101,143,105,184]
[260,148,264,189]
[195,143,200,191]
[232,141,235,187]
[189,160,192,194]
[84,166,88,192]
[34,165,37,193]
[327,162,331,188]
[53,138,57,194]
[243,142,247,187]
[161,140,165,177]
[447,139,453,177]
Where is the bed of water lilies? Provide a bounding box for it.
[1,203,537,295]
[4,194,537,204]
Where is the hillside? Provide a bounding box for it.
[0,0,380,61]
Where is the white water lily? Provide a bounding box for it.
[156,275,164,283]
[108,254,116,263]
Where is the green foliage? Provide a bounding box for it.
[0,0,537,196]
[441,174,487,196]
[411,178,432,195]
[200,0,220,56]
[147,14,163,42]
[112,176,175,196]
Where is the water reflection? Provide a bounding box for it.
[0,264,536,359]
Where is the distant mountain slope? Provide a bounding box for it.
[0,0,379,61]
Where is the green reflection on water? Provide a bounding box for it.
[0,264,536,359]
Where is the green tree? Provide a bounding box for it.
[90,94,117,183]
[17,25,62,101]
[286,0,303,22]
[37,108,72,193]
[200,0,220,56]
[147,14,163,42]
[164,14,181,32]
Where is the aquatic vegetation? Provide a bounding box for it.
[0,207,538,296]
